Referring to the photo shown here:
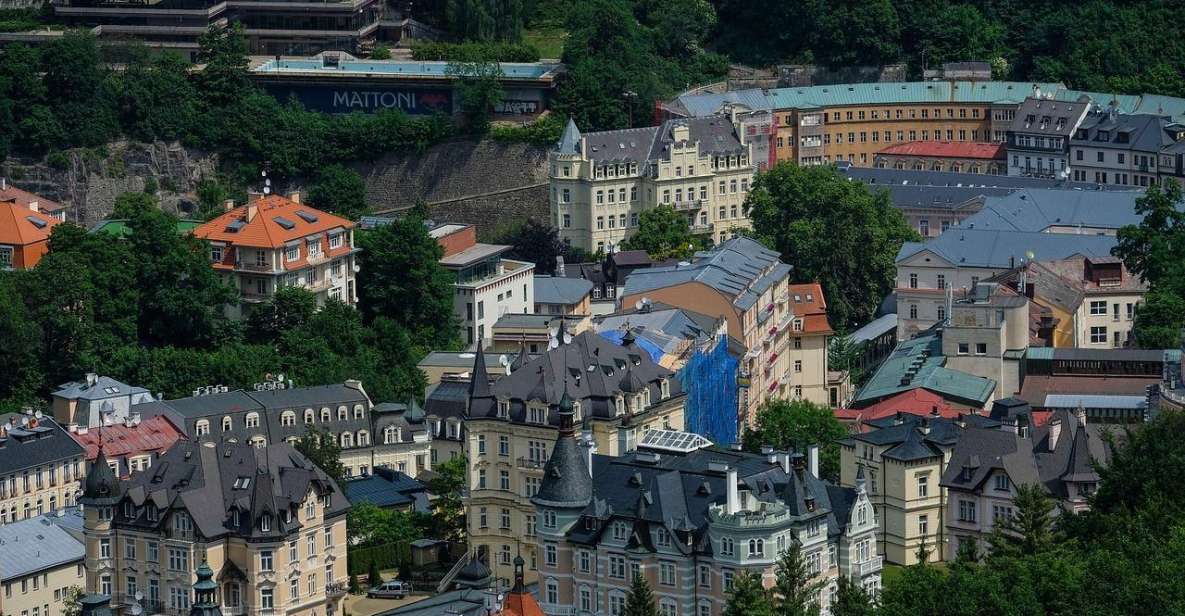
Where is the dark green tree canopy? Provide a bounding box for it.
[742,399,850,482]
[621,205,699,260]
[308,164,370,221]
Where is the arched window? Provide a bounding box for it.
[320,407,331,422]
[250,436,267,448]
[340,432,354,448]
[356,430,369,447]
[245,412,260,429]
[353,404,365,419]
[195,420,210,436]
[304,408,315,424]
[384,426,397,444]
[280,411,296,427]
[222,416,233,432]
[615,395,625,416]
[337,405,348,421]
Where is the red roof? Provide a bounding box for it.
[877,141,1005,160]
[0,182,64,216]
[834,389,961,431]
[195,194,354,249]
[70,416,185,465]
[499,590,545,616]
[787,282,834,335]
[0,199,59,247]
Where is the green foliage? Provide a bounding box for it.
[356,215,458,349]
[621,205,699,260]
[772,543,824,616]
[348,573,361,594]
[411,40,541,62]
[247,287,318,343]
[368,560,383,587]
[987,484,1060,559]
[1115,181,1185,348]
[831,576,874,616]
[370,45,392,60]
[62,587,83,616]
[492,217,584,275]
[445,0,525,41]
[196,24,250,109]
[0,275,44,409]
[723,569,773,616]
[447,61,505,133]
[348,501,432,547]
[623,574,658,616]
[309,164,370,220]
[745,163,919,330]
[295,427,347,487]
[742,398,849,482]
[424,455,467,541]
[828,334,865,387]
[489,113,566,145]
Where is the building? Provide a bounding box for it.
[134,380,430,479]
[464,329,687,583]
[79,440,350,616]
[850,332,997,412]
[0,414,86,525]
[874,141,1006,175]
[432,223,535,350]
[596,302,741,370]
[940,283,1032,399]
[68,415,185,479]
[50,375,155,429]
[550,117,757,252]
[558,250,663,314]
[1069,108,1183,186]
[252,55,562,117]
[533,419,882,616]
[839,412,1001,565]
[194,193,359,320]
[0,197,59,270]
[532,275,592,316]
[489,314,592,355]
[0,508,85,616]
[344,466,429,513]
[941,406,1110,558]
[0,179,66,222]
[1017,347,1170,422]
[621,238,834,420]
[834,389,960,432]
[1006,95,1091,178]
[843,314,898,379]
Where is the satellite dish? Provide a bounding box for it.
[499,355,510,367]
[548,337,560,350]
[33,410,42,419]
[563,332,573,345]
[635,299,644,311]
[1025,250,1035,260]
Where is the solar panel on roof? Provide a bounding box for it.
[296,210,319,223]
[25,216,46,229]
[274,216,296,230]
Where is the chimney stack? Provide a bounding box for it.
[288,191,301,204]
[807,445,819,479]
[779,452,791,474]
[28,200,38,212]
[223,199,236,212]
[246,203,258,222]
[556,255,566,277]
[1075,403,1087,427]
[581,430,596,478]
[1049,417,1063,451]
[725,467,739,514]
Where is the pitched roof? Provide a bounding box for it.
[0,508,85,582]
[0,416,85,476]
[53,376,150,401]
[846,314,898,346]
[786,282,833,334]
[194,195,354,248]
[834,389,960,431]
[576,116,746,166]
[624,237,788,311]
[533,275,593,305]
[877,141,1005,160]
[0,199,59,247]
[851,333,997,408]
[0,182,64,215]
[895,228,1117,269]
[1008,95,1091,136]
[1071,110,1177,151]
[558,118,582,154]
[344,467,429,511]
[963,189,1145,233]
[70,415,185,462]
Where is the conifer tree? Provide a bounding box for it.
[724,570,773,616]
[772,541,824,616]
[624,574,659,616]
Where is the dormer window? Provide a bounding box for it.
[572,400,582,422]
[615,396,625,416]
[497,400,510,418]
[222,416,233,432]
[660,379,670,399]
[231,509,240,527]
[146,505,159,522]
[528,405,548,425]
[123,502,136,519]
[261,514,272,532]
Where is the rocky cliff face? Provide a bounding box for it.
[1,141,220,225]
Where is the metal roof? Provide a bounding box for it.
[637,429,713,453]
[534,275,593,305]
[852,333,996,408]
[0,509,85,581]
[1043,394,1146,410]
[846,314,898,346]
[963,189,1145,233]
[896,228,1117,269]
[623,237,786,310]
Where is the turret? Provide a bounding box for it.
[190,561,222,616]
[532,390,593,512]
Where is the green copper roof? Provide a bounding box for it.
[90,218,203,237]
[852,333,996,409]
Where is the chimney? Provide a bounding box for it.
[85,373,98,388]
[725,467,740,514]
[246,203,258,222]
[581,430,596,478]
[1075,403,1087,427]
[919,419,931,435]
[807,444,819,478]
[556,255,566,277]
[1048,417,1062,451]
[28,200,38,212]
[288,191,301,204]
[223,199,236,212]
[779,452,791,474]
[930,405,941,418]
[1,178,5,190]
[791,452,806,478]
[344,379,362,391]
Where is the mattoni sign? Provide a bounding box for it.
[261,84,454,115]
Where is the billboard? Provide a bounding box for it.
[261,83,454,115]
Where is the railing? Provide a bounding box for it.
[672,199,703,211]
[517,457,547,470]
[690,222,714,233]
[326,582,348,598]
[235,261,277,273]
[856,556,883,576]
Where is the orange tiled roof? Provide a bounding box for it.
[787,282,834,334]
[194,194,354,248]
[877,140,1005,160]
[499,590,545,616]
[0,199,59,246]
[0,183,64,215]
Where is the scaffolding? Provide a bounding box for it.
[679,335,739,446]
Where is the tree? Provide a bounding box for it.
[828,333,865,387]
[368,560,383,587]
[1114,182,1185,297]
[745,163,918,330]
[425,455,467,541]
[348,501,429,548]
[496,217,575,275]
[771,542,824,616]
[1130,290,1185,349]
[988,484,1059,559]
[621,205,699,260]
[446,61,504,132]
[113,50,199,142]
[348,573,361,594]
[723,569,773,616]
[0,275,44,409]
[371,44,392,60]
[831,576,874,616]
[356,215,458,349]
[742,399,849,482]
[623,574,659,616]
[295,428,347,488]
[39,31,118,147]
[247,287,318,343]
[309,164,369,221]
[196,24,250,109]
[62,587,83,616]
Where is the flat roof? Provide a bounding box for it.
[254,58,562,80]
[439,243,511,268]
[1044,394,1146,410]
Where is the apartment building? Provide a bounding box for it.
[50,375,155,429]
[0,180,66,223]
[0,508,85,616]
[80,440,350,616]
[69,416,185,479]
[839,412,1001,565]
[533,419,881,616]
[134,380,431,479]
[1006,95,1091,178]
[941,283,1032,400]
[849,332,997,413]
[941,406,1110,558]
[550,118,756,253]
[532,275,592,316]
[0,198,59,271]
[463,330,687,584]
[873,141,1006,175]
[0,414,86,525]
[620,237,834,421]
[1069,108,1183,186]
[432,224,535,350]
[194,194,358,320]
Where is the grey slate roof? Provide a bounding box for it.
[534,275,593,305]
[896,228,1117,269]
[624,237,787,311]
[963,189,1144,233]
[837,162,1132,192]
[1009,96,1091,137]
[53,376,149,401]
[110,440,348,541]
[345,467,428,511]
[1072,110,1178,152]
[531,409,593,509]
[558,118,582,154]
[577,116,745,167]
[0,508,85,581]
[844,413,1001,461]
[0,416,84,476]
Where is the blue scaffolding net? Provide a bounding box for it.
[679,335,739,446]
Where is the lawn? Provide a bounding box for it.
[524,27,566,59]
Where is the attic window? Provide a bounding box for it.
[261,514,271,532]
[273,217,296,230]
[226,220,245,233]
[25,216,47,229]
[295,210,319,223]
[233,476,252,489]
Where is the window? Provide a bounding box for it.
[992,504,1014,522]
[100,538,111,559]
[500,470,510,490]
[994,474,1009,491]
[477,434,486,455]
[916,474,929,497]
[936,274,945,289]
[580,587,593,611]
[698,564,711,588]
[245,412,259,429]
[543,510,556,528]
[1090,326,1107,344]
[958,343,969,355]
[479,507,488,528]
[609,593,626,616]
[289,540,298,563]
[748,538,765,557]
[500,508,511,529]
[168,547,189,572]
[609,555,627,579]
[719,536,734,556]
[260,550,274,572]
[959,500,977,523]
[909,273,918,288]
[578,550,592,573]
[498,435,509,456]
[307,532,317,557]
[260,589,273,610]
[289,578,299,601]
[918,514,929,537]
[976,343,988,355]
[1089,300,1107,315]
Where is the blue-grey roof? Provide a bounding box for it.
[558,118,582,154]
[852,333,997,408]
[0,508,85,581]
[847,314,898,346]
[53,376,149,401]
[534,275,594,305]
[962,189,1145,233]
[0,416,85,476]
[1043,394,1147,410]
[837,162,1133,192]
[623,237,787,310]
[896,228,1117,269]
[344,468,429,511]
[1071,110,1177,152]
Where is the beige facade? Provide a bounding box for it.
[1,562,84,616]
[0,417,85,526]
[0,511,85,616]
[551,119,757,253]
[941,285,1030,402]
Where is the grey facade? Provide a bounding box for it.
[1006,95,1091,179]
[1069,109,1184,186]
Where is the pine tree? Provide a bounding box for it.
[771,541,824,616]
[831,576,875,616]
[623,574,659,616]
[988,483,1059,559]
[368,560,383,588]
[724,570,774,616]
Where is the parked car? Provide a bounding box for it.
[367,580,410,599]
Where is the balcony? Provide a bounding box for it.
[856,556,883,577]
[672,199,703,211]
[235,261,278,273]
[517,457,547,470]
[326,582,348,598]
[690,222,714,234]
